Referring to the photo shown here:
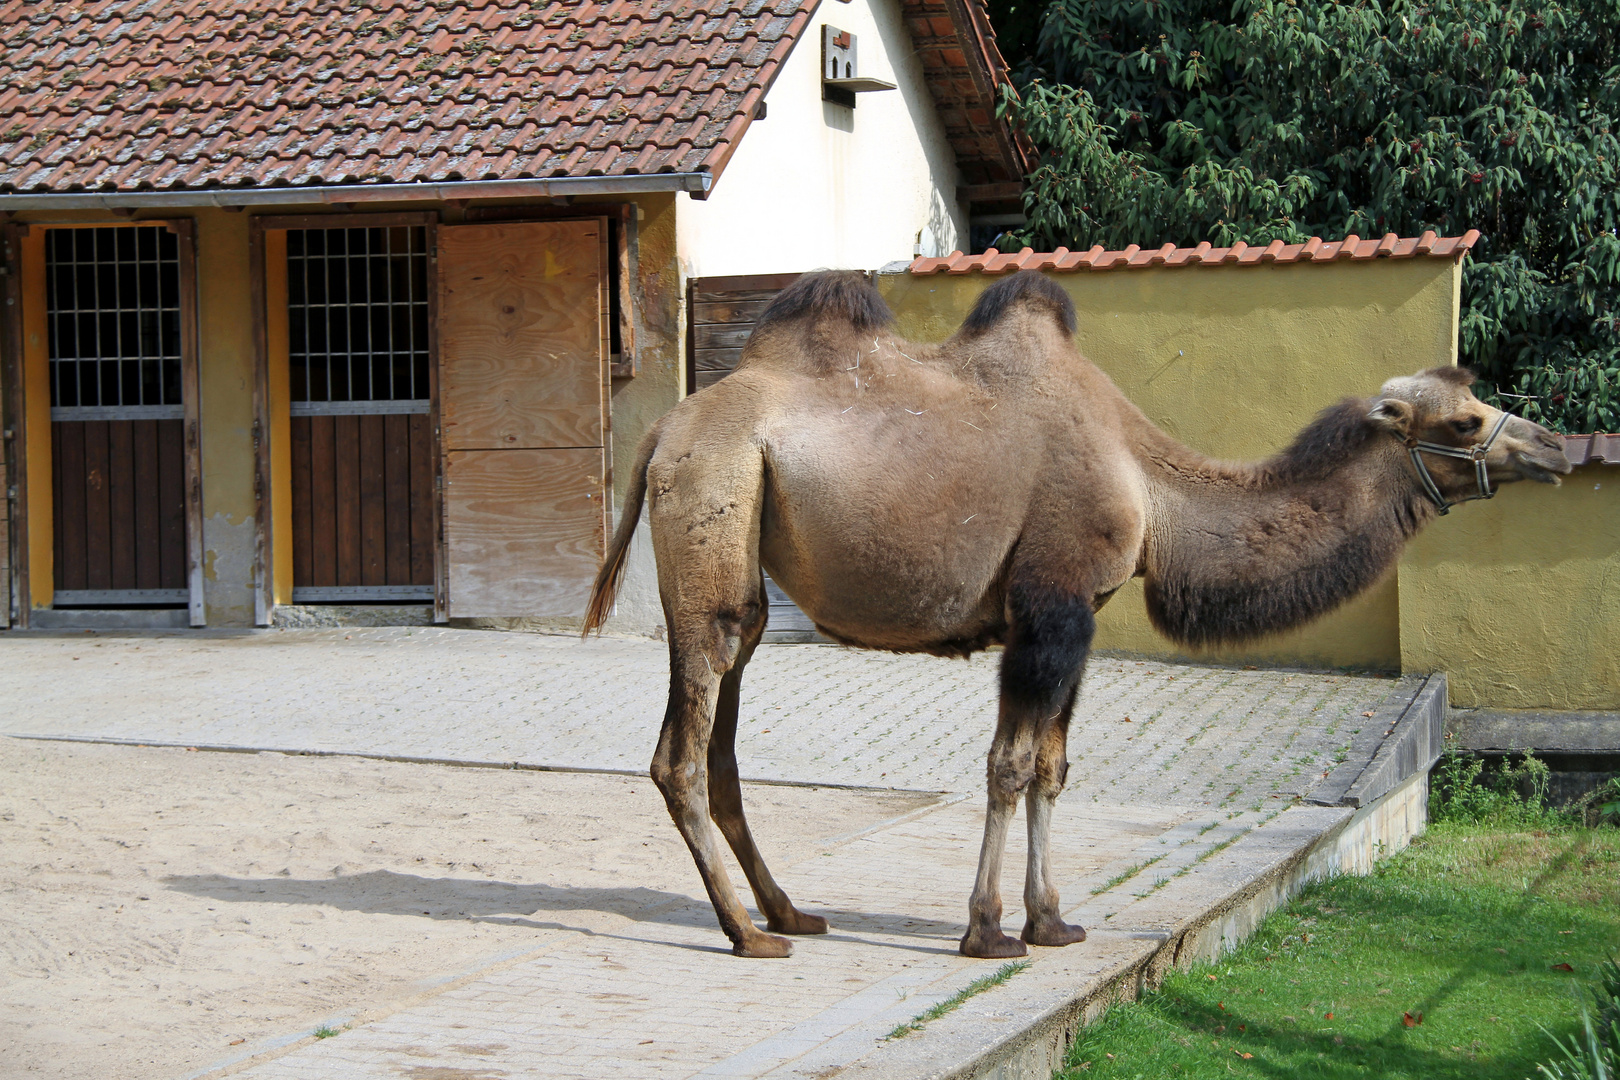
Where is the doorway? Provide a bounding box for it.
[46,226,192,610]
[284,225,436,604]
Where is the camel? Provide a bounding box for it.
[584,270,1571,960]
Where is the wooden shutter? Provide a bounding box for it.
[438,220,610,617]
[686,273,801,393]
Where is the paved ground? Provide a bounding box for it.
[1,627,1393,805]
[0,627,1403,1079]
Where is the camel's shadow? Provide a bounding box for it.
[161,870,967,952]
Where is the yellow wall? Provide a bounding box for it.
[192,209,260,625]
[880,258,1464,671]
[1400,466,1618,709]
[19,229,50,609]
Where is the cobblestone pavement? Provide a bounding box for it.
[0,627,1406,1079]
[0,627,1394,807]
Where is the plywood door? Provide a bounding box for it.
[438,221,609,618]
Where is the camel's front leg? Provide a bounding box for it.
[961,704,1036,958]
[961,586,1094,959]
[1022,708,1087,947]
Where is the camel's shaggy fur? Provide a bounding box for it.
[586,270,1571,960]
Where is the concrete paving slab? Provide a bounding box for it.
[2,627,1394,804]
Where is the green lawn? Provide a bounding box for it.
[1057,820,1620,1079]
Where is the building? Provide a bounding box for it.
[0,0,1029,631]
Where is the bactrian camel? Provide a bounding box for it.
[584,270,1571,959]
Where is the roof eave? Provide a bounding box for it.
[0,172,714,211]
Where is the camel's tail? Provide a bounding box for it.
[583,429,658,636]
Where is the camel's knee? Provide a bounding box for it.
[1031,754,1069,800]
[986,746,1036,801]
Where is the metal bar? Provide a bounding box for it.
[0,173,715,210]
[51,404,185,421]
[289,400,429,416]
[290,584,435,601]
[52,588,189,605]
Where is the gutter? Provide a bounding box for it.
[0,171,713,210]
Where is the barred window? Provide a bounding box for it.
[47,226,183,418]
[288,226,430,413]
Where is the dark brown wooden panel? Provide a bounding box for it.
[132,421,162,590]
[334,414,361,585]
[694,370,731,391]
[408,413,434,585]
[291,410,438,593]
[692,299,771,325]
[694,348,745,373]
[694,324,757,351]
[309,416,336,586]
[157,420,186,587]
[359,414,386,587]
[57,422,87,591]
[291,416,314,586]
[384,413,411,585]
[107,421,135,588]
[52,418,187,596]
[83,421,111,590]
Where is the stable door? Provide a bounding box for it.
[437,220,610,617]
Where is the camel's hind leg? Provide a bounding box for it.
[961,586,1093,959]
[706,585,828,937]
[647,447,797,957]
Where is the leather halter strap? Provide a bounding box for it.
[1404,411,1512,515]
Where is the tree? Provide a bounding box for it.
[990,0,1620,432]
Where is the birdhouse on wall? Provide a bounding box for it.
[821,25,896,109]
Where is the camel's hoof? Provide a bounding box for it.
[767,909,829,936]
[733,932,794,958]
[959,930,1029,959]
[1021,919,1087,947]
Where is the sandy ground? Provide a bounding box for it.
[0,738,937,1080]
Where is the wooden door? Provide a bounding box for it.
[283,225,437,603]
[438,221,609,617]
[46,226,193,607]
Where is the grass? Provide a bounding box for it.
[312,1026,340,1040]
[1054,756,1620,1079]
[886,960,1030,1039]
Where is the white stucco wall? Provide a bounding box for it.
[675,0,967,277]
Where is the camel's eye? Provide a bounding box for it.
[1452,416,1483,437]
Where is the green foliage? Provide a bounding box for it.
[1536,957,1620,1079]
[1428,750,1572,827]
[994,0,1620,432]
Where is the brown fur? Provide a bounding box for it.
[584,270,1571,959]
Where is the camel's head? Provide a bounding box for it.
[1367,367,1572,507]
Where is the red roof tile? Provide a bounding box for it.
[895,0,1032,188]
[1562,433,1620,465]
[910,232,1484,274]
[0,0,813,197]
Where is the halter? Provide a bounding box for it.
[1404,410,1512,515]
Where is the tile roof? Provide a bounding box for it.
[1562,433,1620,466]
[910,231,1483,274]
[895,0,1031,188]
[0,0,814,198]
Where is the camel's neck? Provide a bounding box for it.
[1132,402,1434,647]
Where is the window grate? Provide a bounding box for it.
[288,226,430,406]
[46,226,183,417]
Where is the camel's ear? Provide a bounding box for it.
[1368,397,1414,437]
